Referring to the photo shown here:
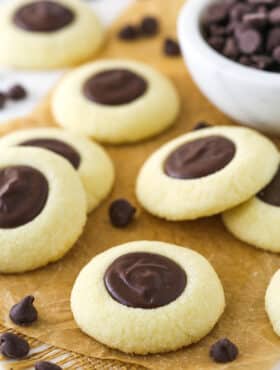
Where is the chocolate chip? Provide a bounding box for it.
[208,24,228,36]
[242,12,267,28]
[205,3,229,23]
[273,45,280,61]
[223,37,239,58]
[9,296,38,326]
[35,361,62,370]
[7,84,27,101]
[208,36,225,51]
[267,27,280,51]
[239,55,252,65]
[0,333,29,359]
[192,121,211,130]
[118,25,139,40]
[230,3,252,21]
[251,54,273,68]
[163,38,181,56]
[269,7,280,24]
[237,29,262,54]
[109,199,136,228]
[210,338,239,363]
[0,93,6,110]
[140,16,159,36]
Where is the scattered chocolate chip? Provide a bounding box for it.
[7,84,27,101]
[140,16,159,36]
[230,3,252,21]
[163,38,181,56]
[35,361,62,370]
[9,295,38,326]
[192,121,211,130]
[210,338,239,363]
[0,333,29,359]
[118,25,139,41]
[0,92,6,110]
[251,54,273,68]
[239,55,252,65]
[109,199,136,228]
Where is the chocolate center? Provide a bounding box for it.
[83,69,148,105]
[257,166,280,206]
[164,135,236,179]
[13,0,74,33]
[104,252,187,309]
[0,166,48,228]
[20,138,81,169]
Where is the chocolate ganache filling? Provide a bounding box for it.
[13,0,74,33]
[20,138,81,169]
[257,166,280,206]
[83,69,148,105]
[0,166,48,228]
[104,252,187,308]
[164,135,236,179]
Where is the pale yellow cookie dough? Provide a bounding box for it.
[136,126,279,220]
[223,172,280,253]
[52,59,180,144]
[71,240,225,354]
[0,128,114,213]
[266,269,280,336]
[0,0,104,69]
[0,147,86,273]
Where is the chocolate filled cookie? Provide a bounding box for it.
[52,59,180,143]
[0,128,114,213]
[71,241,225,354]
[0,0,104,69]
[265,269,280,336]
[136,126,279,220]
[0,147,86,273]
[223,162,280,252]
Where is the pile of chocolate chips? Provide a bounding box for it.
[0,84,27,110]
[202,0,280,71]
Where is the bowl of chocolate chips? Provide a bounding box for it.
[178,0,280,134]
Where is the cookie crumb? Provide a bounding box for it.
[210,338,239,363]
[109,199,136,228]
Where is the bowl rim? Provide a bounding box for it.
[177,0,280,85]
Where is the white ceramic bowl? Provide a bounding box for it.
[178,0,280,135]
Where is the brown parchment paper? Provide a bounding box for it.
[1,0,280,369]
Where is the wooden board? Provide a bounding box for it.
[1,0,280,369]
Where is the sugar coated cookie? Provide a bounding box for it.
[0,147,86,273]
[71,240,225,354]
[223,164,280,252]
[0,128,114,213]
[0,0,104,69]
[266,269,280,336]
[136,126,279,220]
[52,59,180,143]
